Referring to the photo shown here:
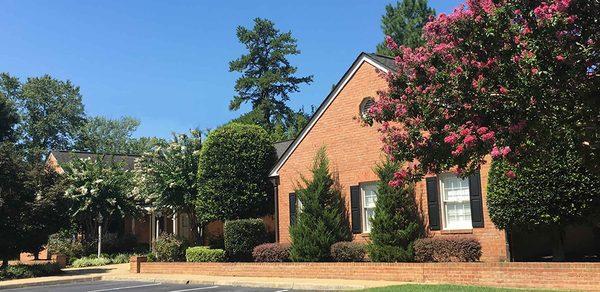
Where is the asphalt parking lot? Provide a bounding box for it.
[2,281,301,292]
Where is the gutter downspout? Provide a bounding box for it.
[270,177,280,243]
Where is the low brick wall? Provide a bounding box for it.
[131,258,600,291]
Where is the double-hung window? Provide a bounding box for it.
[361,183,378,233]
[439,174,472,230]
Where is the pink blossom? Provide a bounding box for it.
[459,128,471,136]
[514,9,522,15]
[481,131,495,142]
[463,135,477,146]
[491,146,501,158]
[444,133,459,145]
[501,146,511,157]
[505,170,516,179]
[556,55,565,61]
[531,68,539,75]
[385,35,398,51]
[451,144,464,157]
[476,127,488,135]
[499,86,509,94]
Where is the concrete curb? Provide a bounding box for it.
[102,275,366,290]
[0,276,103,290]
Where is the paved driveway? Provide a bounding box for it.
[1,281,301,292]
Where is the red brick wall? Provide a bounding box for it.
[276,60,506,261]
[136,261,600,291]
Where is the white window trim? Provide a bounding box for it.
[360,182,378,233]
[439,173,473,230]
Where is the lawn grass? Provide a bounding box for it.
[362,284,558,291]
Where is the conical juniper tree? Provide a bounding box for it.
[289,148,351,262]
[368,159,422,262]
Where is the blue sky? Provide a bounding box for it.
[1,0,463,139]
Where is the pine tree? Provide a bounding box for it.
[289,148,351,262]
[229,18,313,131]
[368,159,422,262]
[376,0,435,55]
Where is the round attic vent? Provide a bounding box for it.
[360,97,375,119]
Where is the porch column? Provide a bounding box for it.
[150,211,156,251]
[172,211,178,236]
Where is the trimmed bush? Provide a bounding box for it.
[186,246,225,262]
[154,233,188,262]
[0,263,62,281]
[487,138,600,261]
[223,219,267,261]
[252,243,290,262]
[330,242,366,262]
[196,123,277,224]
[110,253,131,264]
[71,256,112,268]
[414,237,481,262]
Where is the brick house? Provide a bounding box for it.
[269,52,508,262]
[44,147,285,250]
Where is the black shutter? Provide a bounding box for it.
[289,193,296,226]
[469,170,485,228]
[426,177,441,230]
[350,185,362,234]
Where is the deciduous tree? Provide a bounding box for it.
[366,0,600,184]
[76,116,142,154]
[18,75,86,161]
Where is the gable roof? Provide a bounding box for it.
[49,150,140,171]
[268,52,395,177]
[274,139,294,159]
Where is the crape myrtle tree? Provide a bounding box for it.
[289,148,352,262]
[368,159,422,262]
[196,123,277,226]
[133,130,202,242]
[365,0,600,184]
[487,137,600,260]
[376,0,436,55]
[63,157,140,239]
[229,18,313,132]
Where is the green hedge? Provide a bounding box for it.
[0,263,62,281]
[224,219,267,261]
[186,246,225,262]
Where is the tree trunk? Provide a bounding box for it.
[551,226,566,261]
[33,251,40,261]
[1,259,8,268]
